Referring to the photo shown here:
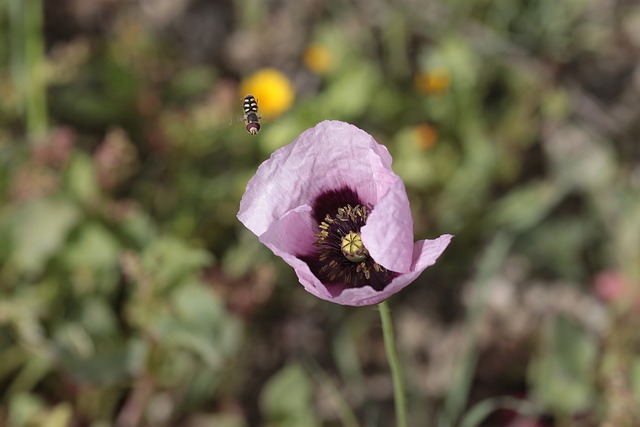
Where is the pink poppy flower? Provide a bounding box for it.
[237,120,452,306]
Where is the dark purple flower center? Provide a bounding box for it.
[300,187,398,292]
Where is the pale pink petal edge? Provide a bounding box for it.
[412,234,454,271]
[361,179,414,273]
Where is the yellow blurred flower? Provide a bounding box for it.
[239,68,295,119]
[413,124,438,150]
[303,44,335,75]
[414,68,451,95]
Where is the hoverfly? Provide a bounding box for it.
[243,94,261,135]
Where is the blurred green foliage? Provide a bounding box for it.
[529,316,598,415]
[1,0,640,426]
[260,363,319,427]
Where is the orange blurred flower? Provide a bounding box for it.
[413,124,438,149]
[239,68,295,119]
[414,68,451,95]
[303,44,335,75]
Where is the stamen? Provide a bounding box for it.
[302,197,398,291]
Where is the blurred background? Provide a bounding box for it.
[1,0,640,426]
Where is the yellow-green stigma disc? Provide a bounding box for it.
[341,231,368,262]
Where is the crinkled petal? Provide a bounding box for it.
[360,179,414,273]
[258,205,333,300]
[238,120,396,236]
[412,234,454,271]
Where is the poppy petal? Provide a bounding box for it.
[412,234,454,272]
[238,121,396,236]
[361,179,415,273]
[258,205,333,300]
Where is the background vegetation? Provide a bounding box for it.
[1,0,640,426]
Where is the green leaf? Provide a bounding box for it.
[528,316,597,415]
[521,217,598,280]
[323,64,379,118]
[65,153,99,204]
[488,181,564,232]
[9,197,80,274]
[141,236,212,289]
[63,222,120,270]
[259,363,320,427]
[459,396,539,427]
[62,222,122,293]
[153,283,242,368]
[57,338,146,385]
[119,206,157,246]
[80,297,119,336]
[7,393,44,427]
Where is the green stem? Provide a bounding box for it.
[378,300,408,427]
[10,0,47,137]
[25,0,47,137]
